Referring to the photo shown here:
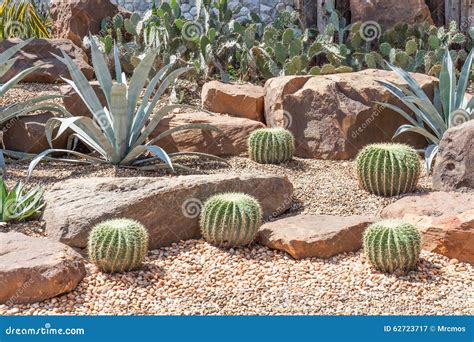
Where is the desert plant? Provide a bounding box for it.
[0,0,51,40]
[363,220,421,273]
[248,128,295,164]
[27,37,226,176]
[0,178,44,222]
[88,218,149,273]
[200,192,262,247]
[377,48,473,172]
[356,143,420,196]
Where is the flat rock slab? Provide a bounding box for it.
[44,174,294,249]
[0,232,85,304]
[381,191,474,264]
[258,214,375,259]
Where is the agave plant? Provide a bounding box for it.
[0,178,44,222]
[377,48,473,172]
[0,0,51,40]
[28,38,225,176]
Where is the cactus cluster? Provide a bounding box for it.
[200,193,262,247]
[248,128,295,164]
[88,219,149,273]
[363,220,421,273]
[356,143,420,197]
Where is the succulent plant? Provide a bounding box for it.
[200,193,262,247]
[356,143,420,196]
[363,220,421,273]
[248,128,295,164]
[88,218,149,273]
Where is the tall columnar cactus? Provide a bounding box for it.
[248,128,295,164]
[200,193,262,247]
[356,143,420,196]
[363,220,421,273]
[88,219,149,273]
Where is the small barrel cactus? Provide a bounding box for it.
[200,193,262,247]
[363,220,421,273]
[88,218,149,273]
[248,128,295,164]
[356,143,420,196]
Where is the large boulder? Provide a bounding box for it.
[60,81,106,118]
[150,112,265,156]
[432,120,474,191]
[264,70,437,159]
[381,191,474,264]
[43,174,294,249]
[258,214,375,259]
[50,0,121,47]
[0,232,85,304]
[201,81,265,122]
[0,38,93,83]
[350,0,433,27]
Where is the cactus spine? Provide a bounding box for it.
[248,128,295,164]
[88,218,149,273]
[363,220,421,273]
[356,143,420,196]
[200,193,262,247]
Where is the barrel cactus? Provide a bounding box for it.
[248,128,295,164]
[88,218,149,273]
[363,220,421,273]
[200,193,262,247]
[356,143,420,196]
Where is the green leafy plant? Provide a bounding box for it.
[363,220,421,273]
[27,38,225,176]
[88,218,149,273]
[377,48,473,172]
[248,128,295,164]
[200,192,262,247]
[0,0,51,40]
[0,178,44,222]
[356,143,420,196]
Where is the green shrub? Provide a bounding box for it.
[248,128,295,164]
[200,193,262,247]
[356,143,420,196]
[363,220,421,273]
[88,219,149,273]
[0,178,44,222]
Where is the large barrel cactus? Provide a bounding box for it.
[88,218,149,273]
[356,143,420,196]
[200,193,262,247]
[363,220,421,273]
[248,128,295,164]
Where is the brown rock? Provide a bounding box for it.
[1,112,69,154]
[258,214,375,259]
[0,38,93,83]
[264,69,437,159]
[60,81,107,117]
[432,120,474,191]
[201,81,265,122]
[150,111,265,156]
[0,232,85,304]
[43,174,294,249]
[350,0,433,27]
[381,191,474,264]
[50,0,120,47]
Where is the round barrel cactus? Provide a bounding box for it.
[200,193,262,247]
[356,143,420,196]
[88,218,149,273]
[363,220,421,273]
[248,128,295,164]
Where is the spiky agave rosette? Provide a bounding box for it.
[356,143,420,196]
[248,128,295,164]
[200,193,262,247]
[363,220,421,273]
[88,218,149,273]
